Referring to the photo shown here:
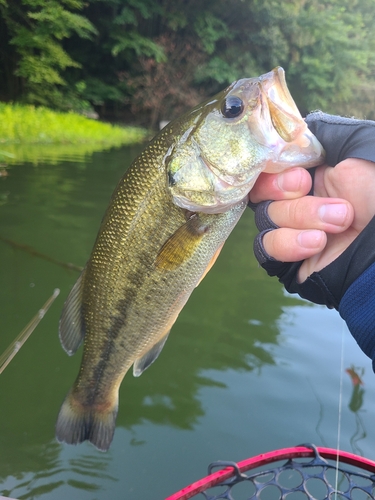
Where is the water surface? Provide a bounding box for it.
[0,144,374,499]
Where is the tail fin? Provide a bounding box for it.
[55,390,118,452]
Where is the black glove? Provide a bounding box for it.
[252,111,375,310]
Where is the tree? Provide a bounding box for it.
[0,0,96,108]
[1,0,375,122]
[285,0,375,116]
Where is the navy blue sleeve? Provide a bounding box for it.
[339,262,375,372]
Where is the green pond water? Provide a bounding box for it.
[0,144,375,499]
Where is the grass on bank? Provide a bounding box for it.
[0,142,145,165]
[0,103,147,145]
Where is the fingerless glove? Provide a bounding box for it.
[252,111,375,368]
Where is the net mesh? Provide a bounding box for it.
[176,445,375,500]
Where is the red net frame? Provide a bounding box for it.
[166,444,375,500]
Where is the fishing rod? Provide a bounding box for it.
[0,288,60,374]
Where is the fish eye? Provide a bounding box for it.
[221,96,244,119]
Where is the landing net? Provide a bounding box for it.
[166,444,375,500]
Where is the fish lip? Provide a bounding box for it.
[247,68,325,170]
[260,66,300,116]
[272,67,302,119]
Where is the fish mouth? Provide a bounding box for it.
[262,67,301,123]
[251,67,325,170]
[254,67,306,146]
[169,66,325,213]
[219,67,304,149]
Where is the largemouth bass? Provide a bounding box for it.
[56,67,324,451]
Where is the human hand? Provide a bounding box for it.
[249,111,375,310]
[250,158,375,282]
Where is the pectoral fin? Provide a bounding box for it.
[59,270,86,355]
[155,214,209,270]
[133,332,170,377]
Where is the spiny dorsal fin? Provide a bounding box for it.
[155,214,209,271]
[133,332,170,377]
[59,270,86,356]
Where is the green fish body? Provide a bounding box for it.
[56,67,324,451]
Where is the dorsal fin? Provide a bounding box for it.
[133,332,170,377]
[59,270,86,356]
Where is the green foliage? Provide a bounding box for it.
[285,0,375,114]
[0,143,131,165]
[1,0,375,123]
[194,13,231,55]
[0,0,96,108]
[76,78,125,107]
[122,31,210,128]
[0,102,147,144]
[112,31,166,62]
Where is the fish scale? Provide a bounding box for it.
[55,67,324,451]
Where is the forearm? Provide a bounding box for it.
[339,262,375,372]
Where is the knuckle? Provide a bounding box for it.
[282,198,314,228]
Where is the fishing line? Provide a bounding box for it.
[334,319,346,498]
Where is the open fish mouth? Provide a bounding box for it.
[256,66,305,144]
[250,68,324,171]
[167,66,324,213]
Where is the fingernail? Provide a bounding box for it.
[277,168,303,192]
[297,230,324,248]
[319,203,348,225]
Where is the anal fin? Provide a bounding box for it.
[133,332,170,377]
[59,270,86,356]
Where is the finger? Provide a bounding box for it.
[268,197,354,233]
[250,167,312,204]
[263,228,327,262]
[321,159,375,232]
[298,229,359,282]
